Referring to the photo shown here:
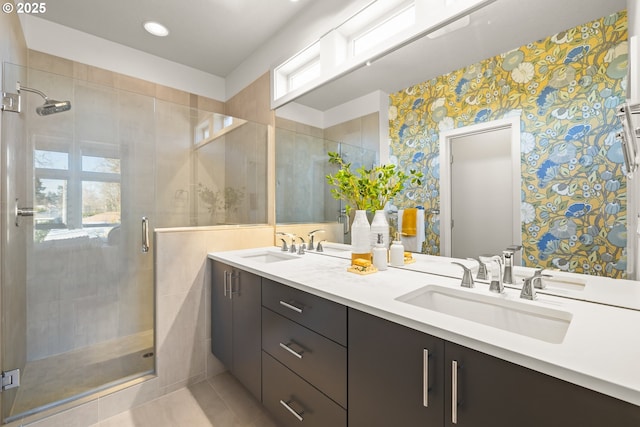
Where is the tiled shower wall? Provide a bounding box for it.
[3,57,277,427]
[275,113,379,224]
[21,51,232,361]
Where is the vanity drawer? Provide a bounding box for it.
[262,279,347,346]
[262,307,347,408]
[262,351,347,427]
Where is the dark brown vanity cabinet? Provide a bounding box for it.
[444,341,640,427]
[210,261,262,401]
[261,279,347,427]
[348,308,445,427]
[349,308,640,427]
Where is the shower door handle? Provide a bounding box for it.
[141,217,150,253]
[15,198,35,227]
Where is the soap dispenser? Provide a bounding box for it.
[372,233,388,271]
[389,233,405,267]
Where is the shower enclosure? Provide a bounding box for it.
[1,62,268,423]
[275,125,376,243]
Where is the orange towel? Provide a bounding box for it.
[402,208,417,236]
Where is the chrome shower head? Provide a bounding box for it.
[17,83,72,116]
[36,99,72,116]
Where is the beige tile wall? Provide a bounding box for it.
[28,51,225,113]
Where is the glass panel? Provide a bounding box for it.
[192,111,269,227]
[34,150,68,170]
[82,180,121,242]
[2,63,155,422]
[34,178,68,233]
[82,155,121,173]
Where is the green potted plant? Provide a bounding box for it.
[326,151,422,252]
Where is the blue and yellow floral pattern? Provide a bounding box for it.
[389,11,628,278]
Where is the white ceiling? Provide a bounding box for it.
[31,0,628,110]
[32,0,317,77]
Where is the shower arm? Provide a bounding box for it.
[17,83,49,101]
[1,82,48,113]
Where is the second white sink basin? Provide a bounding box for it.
[241,250,299,263]
[396,284,572,344]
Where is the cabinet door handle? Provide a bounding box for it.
[423,349,429,407]
[223,271,228,297]
[452,360,459,424]
[279,342,304,359]
[229,271,239,299]
[279,300,303,313]
[280,399,304,422]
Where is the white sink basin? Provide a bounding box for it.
[241,251,299,263]
[396,285,572,344]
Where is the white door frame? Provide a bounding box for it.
[439,114,522,259]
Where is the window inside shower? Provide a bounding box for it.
[34,139,122,243]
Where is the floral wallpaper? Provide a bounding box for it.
[389,11,628,278]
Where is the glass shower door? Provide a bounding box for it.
[1,64,155,422]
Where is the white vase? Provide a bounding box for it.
[370,210,390,249]
[351,210,372,260]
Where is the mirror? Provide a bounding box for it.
[274,1,631,280]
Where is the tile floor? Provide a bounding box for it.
[91,373,279,427]
[12,331,154,418]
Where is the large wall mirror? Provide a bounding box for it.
[275,0,632,284]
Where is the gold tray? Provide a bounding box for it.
[347,266,378,275]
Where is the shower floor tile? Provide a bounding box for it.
[11,330,154,417]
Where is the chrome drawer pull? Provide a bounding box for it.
[452,360,459,424]
[423,349,429,407]
[223,271,228,297]
[279,342,303,359]
[280,399,304,422]
[279,300,303,313]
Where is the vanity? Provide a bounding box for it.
[208,245,640,426]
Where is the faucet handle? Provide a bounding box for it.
[532,268,552,289]
[520,276,537,300]
[276,232,291,251]
[469,257,488,280]
[451,262,474,288]
[308,229,325,250]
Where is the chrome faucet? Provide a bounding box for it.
[308,229,325,251]
[452,262,474,288]
[297,236,306,255]
[502,245,522,284]
[520,275,537,300]
[488,256,504,293]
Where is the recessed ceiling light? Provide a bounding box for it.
[143,21,169,37]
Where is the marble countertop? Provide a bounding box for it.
[208,245,640,406]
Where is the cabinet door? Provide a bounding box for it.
[231,268,262,401]
[211,261,232,369]
[348,308,444,427]
[445,341,640,427]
